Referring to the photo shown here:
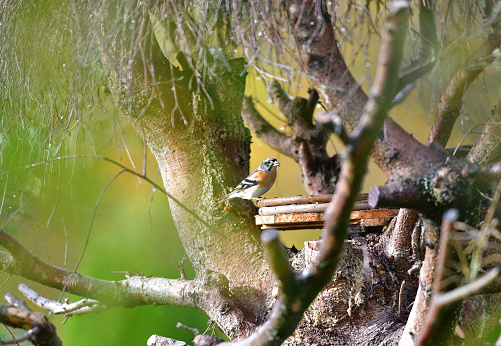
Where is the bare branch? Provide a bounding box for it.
[382,208,418,259]
[292,0,444,180]
[267,81,319,127]
[19,284,107,316]
[0,228,255,339]
[0,229,195,308]
[435,266,500,307]
[261,230,297,297]
[176,322,200,335]
[369,157,491,225]
[172,255,188,280]
[268,80,292,116]
[242,92,340,195]
[241,96,297,158]
[316,111,351,145]
[315,0,409,270]
[416,209,460,345]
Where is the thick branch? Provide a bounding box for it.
[416,210,464,345]
[0,243,187,308]
[261,230,297,297]
[316,0,409,269]
[316,111,350,144]
[289,0,445,179]
[369,159,490,225]
[265,81,337,195]
[399,220,439,345]
[382,208,418,260]
[98,4,273,337]
[268,80,293,116]
[243,89,340,195]
[268,81,319,129]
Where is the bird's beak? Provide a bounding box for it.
[273,162,280,167]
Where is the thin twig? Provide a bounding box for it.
[176,322,200,335]
[1,154,221,236]
[434,266,500,307]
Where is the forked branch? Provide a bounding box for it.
[242,86,341,195]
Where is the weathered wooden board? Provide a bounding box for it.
[258,200,371,216]
[255,208,398,230]
[257,193,368,207]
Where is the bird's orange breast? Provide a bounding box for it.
[260,166,277,186]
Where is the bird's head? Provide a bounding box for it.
[260,157,280,173]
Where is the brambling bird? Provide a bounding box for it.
[214,157,280,207]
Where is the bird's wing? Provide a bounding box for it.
[232,177,259,193]
[213,177,258,207]
[213,169,264,207]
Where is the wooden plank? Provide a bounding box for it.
[259,203,329,215]
[255,213,325,226]
[257,193,368,207]
[260,223,324,230]
[258,200,371,216]
[350,209,397,220]
[274,212,324,223]
[255,209,398,230]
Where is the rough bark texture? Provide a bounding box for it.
[286,235,416,346]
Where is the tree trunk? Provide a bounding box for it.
[96,5,273,335]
